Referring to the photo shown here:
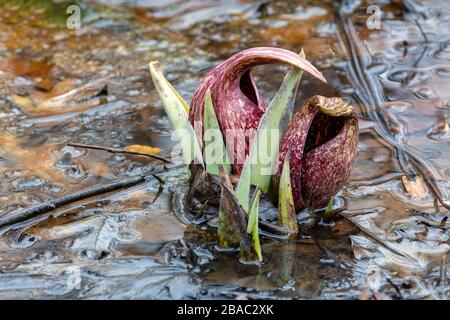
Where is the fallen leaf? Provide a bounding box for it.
[218,165,242,248]
[402,175,428,200]
[187,163,221,207]
[10,78,108,116]
[1,56,54,90]
[124,144,161,155]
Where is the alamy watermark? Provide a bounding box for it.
[66,4,81,30]
[366,5,382,30]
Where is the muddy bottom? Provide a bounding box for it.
[0,0,448,299]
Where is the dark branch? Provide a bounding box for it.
[0,175,147,228]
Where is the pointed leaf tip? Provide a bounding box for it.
[247,188,262,262]
[235,158,251,212]
[148,61,203,165]
[278,150,298,234]
[246,53,304,192]
[203,90,232,175]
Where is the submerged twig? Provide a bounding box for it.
[68,142,171,163]
[150,174,165,205]
[0,175,147,228]
[386,278,403,299]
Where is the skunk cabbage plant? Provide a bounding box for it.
[149,47,358,263]
[189,47,326,173]
[273,95,358,212]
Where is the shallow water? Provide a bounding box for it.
[0,0,448,299]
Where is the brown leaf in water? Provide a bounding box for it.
[124,145,161,155]
[402,175,428,200]
[217,165,242,248]
[10,78,108,116]
[187,163,221,207]
[0,134,80,184]
[218,165,259,262]
[0,56,54,91]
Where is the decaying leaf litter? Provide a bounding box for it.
[0,0,448,299]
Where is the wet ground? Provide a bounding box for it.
[0,0,448,299]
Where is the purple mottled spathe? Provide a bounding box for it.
[273,95,358,212]
[189,47,327,173]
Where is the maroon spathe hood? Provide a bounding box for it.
[189,47,327,173]
[273,95,359,212]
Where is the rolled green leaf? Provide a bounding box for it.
[203,90,232,175]
[247,51,304,193]
[325,197,334,215]
[246,188,262,262]
[278,150,298,234]
[234,52,304,211]
[235,157,251,212]
[149,61,203,165]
